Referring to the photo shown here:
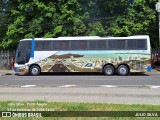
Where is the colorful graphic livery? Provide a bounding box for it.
[14,36,151,76]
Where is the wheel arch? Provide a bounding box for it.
[29,64,41,72]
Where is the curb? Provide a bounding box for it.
[5,73,13,75]
[0,73,14,76]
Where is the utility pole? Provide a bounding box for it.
[156,1,160,48]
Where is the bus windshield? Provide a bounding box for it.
[15,41,32,64]
[17,41,31,50]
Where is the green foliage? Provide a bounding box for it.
[0,0,159,49]
[0,0,88,49]
[110,0,158,47]
[87,22,106,36]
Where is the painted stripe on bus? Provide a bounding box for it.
[30,38,35,58]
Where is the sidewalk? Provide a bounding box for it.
[0,69,15,76]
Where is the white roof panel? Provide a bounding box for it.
[20,35,149,41]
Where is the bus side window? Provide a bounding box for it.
[137,39,146,50]
[35,41,43,50]
[43,41,51,50]
[79,41,87,49]
[98,40,106,49]
[61,41,69,50]
[52,41,61,50]
[108,40,117,49]
[89,40,98,49]
[71,41,87,50]
[71,41,77,49]
[127,39,136,49]
[117,40,125,49]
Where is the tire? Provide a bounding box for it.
[30,65,41,76]
[103,65,115,76]
[117,65,129,76]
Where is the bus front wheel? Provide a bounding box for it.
[117,65,129,76]
[30,65,41,76]
[103,65,115,76]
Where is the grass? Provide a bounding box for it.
[0,101,160,120]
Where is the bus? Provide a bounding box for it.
[14,35,151,76]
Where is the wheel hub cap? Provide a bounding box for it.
[32,68,38,74]
[120,68,126,75]
[106,68,112,74]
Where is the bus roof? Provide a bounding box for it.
[20,35,150,41]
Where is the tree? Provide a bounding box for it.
[79,0,130,36]
[0,0,159,49]
[110,0,158,48]
[2,0,88,49]
[0,0,18,49]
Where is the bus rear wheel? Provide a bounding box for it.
[103,65,115,76]
[117,65,129,76]
[30,65,41,76]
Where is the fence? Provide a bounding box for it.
[0,51,15,69]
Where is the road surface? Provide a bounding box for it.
[0,72,160,104]
[0,73,160,87]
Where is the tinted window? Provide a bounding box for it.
[127,39,146,50]
[71,40,88,49]
[108,40,117,49]
[44,41,51,50]
[117,40,125,49]
[89,40,98,49]
[52,41,61,50]
[127,39,136,49]
[98,40,106,49]
[18,41,31,50]
[17,50,26,64]
[35,41,51,50]
[35,41,43,50]
[61,41,69,50]
[52,41,69,50]
[137,39,146,49]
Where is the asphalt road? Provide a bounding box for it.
[0,72,160,104]
[0,87,160,104]
[0,72,160,87]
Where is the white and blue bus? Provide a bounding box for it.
[14,35,151,76]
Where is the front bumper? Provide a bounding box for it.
[14,66,29,75]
